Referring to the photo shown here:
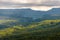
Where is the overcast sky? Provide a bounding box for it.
[0,0,60,11]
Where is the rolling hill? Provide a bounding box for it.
[0,20,60,40]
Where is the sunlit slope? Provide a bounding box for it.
[0,19,18,29]
[0,20,16,24]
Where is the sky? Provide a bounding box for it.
[0,0,60,11]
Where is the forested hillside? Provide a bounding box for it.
[0,20,60,40]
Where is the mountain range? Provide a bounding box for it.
[0,8,60,19]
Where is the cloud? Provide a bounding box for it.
[0,0,60,6]
[0,0,60,11]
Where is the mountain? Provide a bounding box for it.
[0,8,60,40]
[0,9,46,19]
[43,8,60,20]
[0,8,60,19]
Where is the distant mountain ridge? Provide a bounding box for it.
[0,8,60,19]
